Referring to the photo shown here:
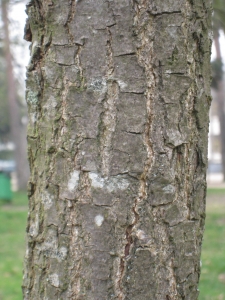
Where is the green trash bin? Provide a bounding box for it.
[0,172,12,201]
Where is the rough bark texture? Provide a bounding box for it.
[23,0,212,299]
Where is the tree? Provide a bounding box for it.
[22,0,212,299]
[0,56,10,140]
[211,0,225,181]
[0,0,29,189]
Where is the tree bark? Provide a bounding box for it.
[1,0,29,190]
[23,0,212,299]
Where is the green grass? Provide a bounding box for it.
[199,214,225,299]
[0,190,224,299]
[206,187,225,196]
[199,191,225,300]
[0,192,28,300]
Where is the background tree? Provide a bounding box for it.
[0,0,29,189]
[22,0,212,299]
[211,0,225,181]
[0,56,10,141]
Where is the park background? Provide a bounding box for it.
[0,1,225,299]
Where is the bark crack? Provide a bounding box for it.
[75,45,85,89]
[117,2,155,298]
[60,67,71,138]
[99,28,119,177]
[65,0,76,44]
[128,0,155,245]
[148,11,182,16]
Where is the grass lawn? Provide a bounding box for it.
[0,189,224,299]
[199,188,225,300]
[0,192,28,300]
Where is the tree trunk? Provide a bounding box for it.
[214,33,225,181]
[23,0,212,299]
[1,0,29,190]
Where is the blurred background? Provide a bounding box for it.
[0,0,28,194]
[0,0,224,299]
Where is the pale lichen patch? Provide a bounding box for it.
[43,246,68,262]
[48,273,59,287]
[89,172,105,189]
[41,192,53,209]
[27,90,39,105]
[29,214,39,238]
[107,177,130,192]
[30,112,37,124]
[117,80,128,89]
[88,78,107,93]
[94,214,104,227]
[136,229,147,241]
[58,247,68,260]
[162,184,176,194]
[68,170,80,191]
[89,172,130,192]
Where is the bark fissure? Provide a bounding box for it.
[60,67,70,137]
[99,28,119,177]
[75,45,85,88]
[149,11,182,16]
[117,2,156,298]
[65,0,76,44]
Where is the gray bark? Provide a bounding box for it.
[23,0,212,299]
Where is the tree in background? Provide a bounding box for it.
[22,0,211,299]
[211,0,225,181]
[0,56,10,141]
[0,0,29,189]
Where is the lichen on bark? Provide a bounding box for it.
[23,0,212,299]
